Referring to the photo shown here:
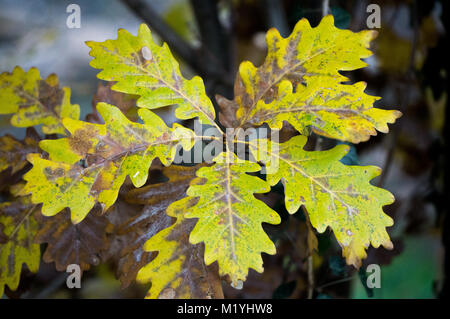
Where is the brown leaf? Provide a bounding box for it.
[35,207,111,273]
[136,196,224,299]
[217,91,239,128]
[87,82,137,123]
[122,163,224,298]
[116,164,205,289]
[116,207,172,289]
[0,134,39,175]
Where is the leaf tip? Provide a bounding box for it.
[383,239,394,250]
[393,110,403,120]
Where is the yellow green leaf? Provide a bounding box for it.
[86,24,216,126]
[0,199,40,297]
[0,66,80,134]
[22,102,197,224]
[249,135,394,267]
[220,15,398,139]
[183,152,281,287]
[246,78,401,143]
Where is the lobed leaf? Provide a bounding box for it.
[35,208,111,273]
[87,82,138,123]
[118,165,200,291]
[245,78,401,143]
[116,207,172,290]
[0,66,80,134]
[23,102,196,223]
[183,152,281,287]
[86,24,216,126]
[218,15,400,143]
[250,135,394,267]
[123,164,223,298]
[0,199,40,297]
[137,196,223,299]
[0,134,39,174]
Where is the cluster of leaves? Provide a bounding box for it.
[0,15,401,298]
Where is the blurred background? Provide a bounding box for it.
[0,0,448,299]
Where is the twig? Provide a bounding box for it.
[121,0,229,84]
[121,0,195,66]
[303,208,316,299]
[190,0,230,72]
[307,255,314,299]
[316,275,357,291]
[189,0,234,102]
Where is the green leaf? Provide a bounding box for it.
[86,24,216,126]
[217,15,400,144]
[250,135,394,267]
[183,152,281,287]
[0,66,80,135]
[241,77,401,143]
[23,102,196,223]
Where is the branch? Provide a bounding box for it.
[121,0,232,94]
[190,0,230,72]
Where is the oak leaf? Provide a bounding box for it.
[217,15,400,143]
[0,66,80,135]
[0,199,40,297]
[0,134,39,174]
[241,78,401,143]
[22,103,196,223]
[122,164,223,298]
[183,152,281,287]
[86,24,216,126]
[137,197,223,299]
[250,135,394,267]
[35,208,111,273]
